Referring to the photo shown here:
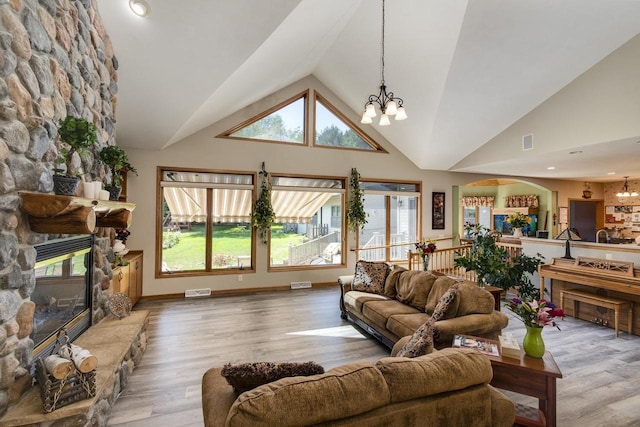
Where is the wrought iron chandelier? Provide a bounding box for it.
[360,0,407,126]
[616,176,638,197]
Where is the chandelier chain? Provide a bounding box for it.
[381,0,385,85]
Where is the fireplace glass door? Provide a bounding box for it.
[32,236,93,355]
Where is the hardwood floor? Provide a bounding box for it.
[107,287,640,426]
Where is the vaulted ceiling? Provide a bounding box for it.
[97,0,640,182]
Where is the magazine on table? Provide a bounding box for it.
[452,335,500,357]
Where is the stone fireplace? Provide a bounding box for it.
[0,0,134,420]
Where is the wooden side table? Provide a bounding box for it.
[487,349,563,427]
[484,285,503,311]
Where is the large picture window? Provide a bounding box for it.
[357,181,421,262]
[158,168,255,277]
[269,175,345,269]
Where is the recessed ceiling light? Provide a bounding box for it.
[608,172,616,175]
[547,166,556,170]
[568,150,583,155]
[129,0,150,17]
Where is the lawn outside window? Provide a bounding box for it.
[158,168,255,277]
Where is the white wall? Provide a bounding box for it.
[123,75,590,296]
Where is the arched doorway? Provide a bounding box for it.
[453,178,554,241]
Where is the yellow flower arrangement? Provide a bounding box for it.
[506,212,530,228]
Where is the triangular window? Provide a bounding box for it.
[220,91,307,145]
[314,93,384,152]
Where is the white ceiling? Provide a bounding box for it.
[97,0,640,182]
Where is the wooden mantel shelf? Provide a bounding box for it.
[19,192,136,234]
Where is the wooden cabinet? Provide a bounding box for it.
[112,251,143,306]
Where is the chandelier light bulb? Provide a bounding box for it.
[360,114,373,124]
[364,103,377,118]
[379,114,391,126]
[385,100,398,115]
[395,106,407,120]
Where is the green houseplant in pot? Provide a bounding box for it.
[53,116,97,195]
[454,224,544,300]
[99,145,138,200]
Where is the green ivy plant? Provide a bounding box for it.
[251,167,276,244]
[454,224,544,300]
[346,168,367,232]
[54,116,97,177]
[99,145,138,187]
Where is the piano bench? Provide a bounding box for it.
[560,289,633,337]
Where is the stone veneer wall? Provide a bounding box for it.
[0,0,120,416]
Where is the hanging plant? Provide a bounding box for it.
[251,164,276,244]
[346,168,368,232]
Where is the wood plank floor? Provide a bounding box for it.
[107,287,640,426]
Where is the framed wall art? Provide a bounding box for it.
[432,192,445,229]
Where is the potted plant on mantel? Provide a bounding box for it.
[53,116,97,195]
[454,224,544,300]
[99,145,138,201]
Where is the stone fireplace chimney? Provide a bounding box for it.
[0,0,119,415]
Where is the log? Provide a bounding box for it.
[95,209,132,228]
[44,355,74,380]
[58,344,98,373]
[28,207,96,234]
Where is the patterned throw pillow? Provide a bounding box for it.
[221,361,324,393]
[430,284,460,322]
[352,260,390,295]
[396,318,435,358]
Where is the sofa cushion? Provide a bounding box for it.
[383,265,407,298]
[386,312,430,338]
[376,347,493,403]
[425,276,459,314]
[352,260,390,295]
[395,318,435,358]
[220,361,324,393]
[226,362,390,425]
[395,270,437,311]
[455,281,495,315]
[362,300,421,331]
[344,290,390,313]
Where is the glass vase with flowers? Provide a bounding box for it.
[506,297,565,358]
[415,239,437,271]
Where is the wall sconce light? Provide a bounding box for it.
[129,0,150,17]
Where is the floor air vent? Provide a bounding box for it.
[185,288,212,298]
[290,281,312,289]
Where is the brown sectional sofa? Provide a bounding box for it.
[202,347,516,426]
[339,268,509,349]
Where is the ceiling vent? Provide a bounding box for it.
[522,134,534,151]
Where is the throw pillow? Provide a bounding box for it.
[221,361,324,393]
[395,318,435,358]
[430,283,460,322]
[352,260,391,295]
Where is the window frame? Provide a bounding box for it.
[313,91,387,153]
[217,90,309,146]
[155,166,257,279]
[267,172,347,272]
[356,178,422,262]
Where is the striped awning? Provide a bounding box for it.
[163,188,336,224]
[161,171,343,225]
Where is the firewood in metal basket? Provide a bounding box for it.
[44,355,74,379]
[59,344,98,373]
